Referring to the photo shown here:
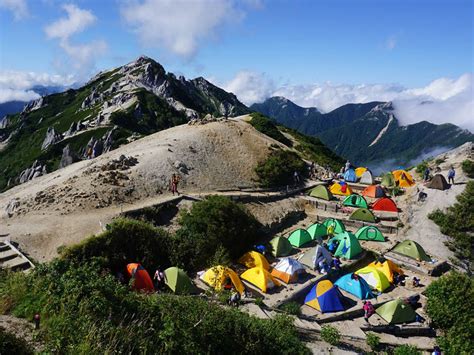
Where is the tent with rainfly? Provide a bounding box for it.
[330,181,353,196]
[376,299,417,324]
[329,232,363,259]
[288,228,312,247]
[309,185,334,200]
[164,267,196,294]
[426,174,450,190]
[344,168,357,182]
[306,223,327,242]
[269,236,293,257]
[299,244,333,269]
[360,170,375,185]
[343,194,368,208]
[238,251,270,270]
[392,170,415,188]
[126,263,154,292]
[355,167,367,178]
[355,226,385,242]
[355,266,391,292]
[362,185,386,198]
[372,197,398,212]
[322,218,346,235]
[201,265,245,295]
[349,208,377,223]
[304,280,345,313]
[381,172,396,188]
[334,273,374,299]
[369,259,403,283]
[241,267,281,293]
[392,240,431,262]
[271,258,306,283]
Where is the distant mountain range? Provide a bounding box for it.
[251,97,473,167]
[0,56,253,190]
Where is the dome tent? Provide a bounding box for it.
[426,174,450,190]
[330,181,353,196]
[288,228,312,247]
[392,170,415,188]
[344,168,357,182]
[381,172,396,188]
[299,244,333,269]
[322,218,346,235]
[355,266,391,292]
[355,167,367,178]
[271,258,305,283]
[269,236,293,257]
[305,280,345,313]
[349,208,377,223]
[360,170,375,185]
[328,232,363,259]
[369,259,403,283]
[343,194,368,208]
[306,223,327,242]
[362,185,385,198]
[164,267,196,294]
[309,185,334,200]
[126,263,154,292]
[355,226,385,242]
[392,240,431,262]
[334,273,374,299]
[201,265,245,295]
[372,197,398,212]
[241,267,281,293]
[238,251,270,270]
[376,299,417,324]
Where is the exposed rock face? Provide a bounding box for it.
[59,145,79,169]
[18,160,47,184]
[0,116,9,129]
[41,127,62,150]
[5,198,20,217]
[22,97,44,114]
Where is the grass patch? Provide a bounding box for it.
[255,149,306,188]
[462,159,474,178]
[249,112,292,146]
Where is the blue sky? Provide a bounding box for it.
[0,0,472,129]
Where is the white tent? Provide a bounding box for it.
[360,170,375,185]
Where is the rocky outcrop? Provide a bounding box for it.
[22,97,44,114]
[18,160,47,184]
[41,127,62,150]
[5,198,20,217]
[0,116,9,129]
[81,89,105,109]
[59,145,79,169]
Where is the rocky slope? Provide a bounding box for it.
[251,97,473,167]
[0,56,249,191]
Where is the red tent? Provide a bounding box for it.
[126,263,154,292]
[372,197,398,212]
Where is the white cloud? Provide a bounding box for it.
[0,0,28,20]
[385,35,397,50]
[224,71,474,131]
[0,70,75,104]
[44,4,107,77]
[120,0,245,58]
[223,71,275,105]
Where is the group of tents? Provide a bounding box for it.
[340,167,416,189]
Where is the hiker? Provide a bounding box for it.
[229,288,241,307]
[418,190,427,202]
[318,260,329,274]
[351,273,360,281]
[362,300,375,323]
[424,167,431,181]
[332,256,341,271]
[86,146,93,159]
[345,160,351,172]
[393,273,405,286]
[154,269,165,290]
[170,173,180,195]
[432,346,442,355]
[327,224,335,237]
[328,239,339,253]
[33,313,40,330]
[447,166,455,185]
[412,276,420,287]
[293,171,300,184]
[338,166,345,179]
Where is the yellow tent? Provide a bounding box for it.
[238,251,270,270]
[329,182,353,196]
[392,170,415,188]
[355,266,391,292]
[201,265,245,295]
[369,259,403,283]
[241,267,281,293]
[355,167,367,178]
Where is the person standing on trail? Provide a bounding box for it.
[363,300,375,323]
[33,313,40,330]
[170,174,180,195]
[293,171,300,185]
[345,160,351,172]
[424,167,430,181]
[447,166,455,185]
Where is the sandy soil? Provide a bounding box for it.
[0,117,284,261]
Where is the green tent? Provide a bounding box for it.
[164,267,195,294]
[343,194,368,208]
[309,185,333,200]
[306,223,327,242]
[381,173,396,188]
[322,218,346,235]
[392,240,431,262]
[288,229,312,247]
[349,208,377,223]
[376,299,417,324]
[269,236,293,257]
[328,232,363,259]
[355,226,385,242]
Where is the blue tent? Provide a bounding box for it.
[334,273,374,300]
[304,280,345,313]
[344,169,357,182]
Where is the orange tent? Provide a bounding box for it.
[361,185,385,198]
[372,197,398,212]
[126,263,154,292]
[392,170,415,188]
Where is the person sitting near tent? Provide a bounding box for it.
[351,272,360,281]
[327,239,339,253]
[154,269,166,290]
[363,300,375,323]
[424,167,431,181]
[418,190,428,202]
[405,294,421,308]
[447,166,455,185]
[393,273,406,286]
[412,276,420,287]
[229,287,241,307]
[332,256,342,271]
[318,260,329,274]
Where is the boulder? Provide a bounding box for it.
[5,198,20,217]
[41,127,62,150]
[59,145,79,169]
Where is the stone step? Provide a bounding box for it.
[0,249,17,262]
[1,257,31,271]
[0,243,10,252]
